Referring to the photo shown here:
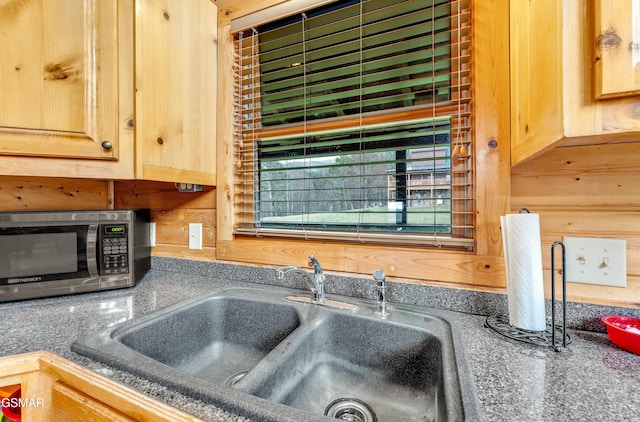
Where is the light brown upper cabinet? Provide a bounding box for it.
[510,0,640,166]
[0,1,120,161]
[135,0,217,185]
[0,0,217,185]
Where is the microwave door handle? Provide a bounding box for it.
[87,224,99,276]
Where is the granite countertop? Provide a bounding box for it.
[1,258,639,421]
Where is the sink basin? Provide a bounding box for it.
[241,313,448,421]
[115,296,300,385]
[73,287,482,422]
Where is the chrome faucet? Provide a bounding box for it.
[373,269,389,317]
[276,254,325,304]
[307,254,325,303]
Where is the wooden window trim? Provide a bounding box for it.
[216,0,510,288]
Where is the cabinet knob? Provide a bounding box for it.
[101,141,113,150]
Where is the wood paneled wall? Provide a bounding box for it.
[1,139,638,308]
[511,142,640,307]
[0,177,216,261]
[114,181,216,260]
[0,177,110,210]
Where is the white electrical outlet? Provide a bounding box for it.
[149,222,156,247]
[563,236,626,287]
[189,223,202,250]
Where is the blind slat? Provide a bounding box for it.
[259,13,455,71]
[259,48,468,93]
[259,22,458,79]
[260,60,455,110]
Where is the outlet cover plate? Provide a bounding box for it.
[189,223,202,250]
[563,236,626,287]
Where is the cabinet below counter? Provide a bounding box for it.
[0,351,204,421]
[0,262,638,421]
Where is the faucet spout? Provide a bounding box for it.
[276,266,318,296]
[276,266,299,280]
[276,255,325,304]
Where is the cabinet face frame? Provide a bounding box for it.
[0,351,205,421]
[0,0,120,161]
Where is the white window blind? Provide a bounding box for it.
[233,0,473,248]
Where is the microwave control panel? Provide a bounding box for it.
[99,223,130,275]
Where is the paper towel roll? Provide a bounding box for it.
[501,212,546,331]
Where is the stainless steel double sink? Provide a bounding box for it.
[72,286,482,421]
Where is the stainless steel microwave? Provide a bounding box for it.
[0,209,151,302]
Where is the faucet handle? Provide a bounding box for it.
[308,254,318,268]
[307,255,323,277]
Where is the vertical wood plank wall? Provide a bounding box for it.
[0,139,638,308]
[114,181,216,260]
[512,142,640,306]
[0,178,216,261]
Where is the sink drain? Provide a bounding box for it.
[224,371,248,387]
[324,398,377,422]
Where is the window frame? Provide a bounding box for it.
[233,0,474,247]
[216,0,511,288]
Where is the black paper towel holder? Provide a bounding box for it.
[485,241,571,352]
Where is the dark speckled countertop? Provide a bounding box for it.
[1,257,639,421]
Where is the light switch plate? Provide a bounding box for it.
[189,223,202,250]
[563,236,626,287]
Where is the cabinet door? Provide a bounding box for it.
[135,0,217,185]
[594,0,640,98]
[0,0,119,160]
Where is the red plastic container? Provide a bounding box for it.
[602,316,640,355]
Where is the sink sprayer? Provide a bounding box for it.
[373,269,389,317]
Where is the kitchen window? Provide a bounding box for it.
[232,0,473,248]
